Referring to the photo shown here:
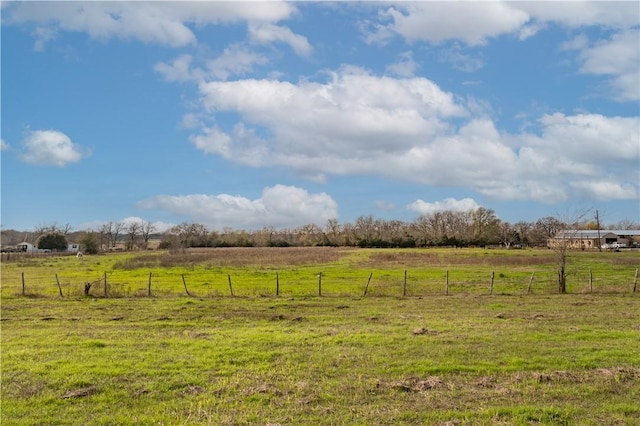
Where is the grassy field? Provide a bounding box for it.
[2,247,639,297]
[1,248,639,424]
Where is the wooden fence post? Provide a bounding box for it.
[527,272,535,294]
[276,272,279,297]
[633,268,638,293]
[403,270,407,297]
[55,273,63,297]
[589,269,593,293]
[363,272,373,297]
[148,272,152,297]
[445,270,449,295]
[490,271,495,295]
[318,272,322,297]
[104,272,108,297]
[21,272,25,296]
[228,274,234,297]
[182,274,191,297]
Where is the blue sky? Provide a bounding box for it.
[2,1,639,232]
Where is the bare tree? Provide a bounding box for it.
[548,210,590,294]
[101,221,124,249]
[140,221,156,249]
[125,221,141,250]
[497,222,518,249]
[513,221,533,247]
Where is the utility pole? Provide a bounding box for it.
[595,210,602,252]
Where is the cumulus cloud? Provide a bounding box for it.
[138,185,338,230]
[1,139,9,151]
[154,54,201,82]
[385,51,419,77]
[20,129,90,167]
[373,2,529,46]
[4,1,296,48]
[407,198,481,215]
[368,2,638,47]
[155,45,269,83]
[518,2,639,30]
[186,65,638,204]
[207,44,270,80]
[248,22,313,57]
[577,29,640,102]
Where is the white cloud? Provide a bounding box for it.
[376,2,529,46]
[438,44,485,72]
[385,51,419,77]
[5,1,296,48]
[248,22,313,57]
[570,180,638,201]
[20,129,89,167]
[407,198,481,215]
[138,185,338,230]
[155,45,269,84]
[207,44,269,80]
[154,54,201,82]
[1,139,9,151]
[577,29,640,102]
[518,2,639,30]
[370,2,638,48]
[188,66,638,204]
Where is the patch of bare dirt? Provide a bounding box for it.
[60,385,98,399]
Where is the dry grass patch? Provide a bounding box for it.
[114,247,350,270]
[362,249,556,268]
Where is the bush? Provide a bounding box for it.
[37,233,67,251]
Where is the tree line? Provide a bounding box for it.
[3,208,636,254]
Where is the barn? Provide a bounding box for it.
[548,230,640,249]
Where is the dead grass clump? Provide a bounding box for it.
[244,383,283,396]
[596,367,640,382]
[181,385,205,396]
[60,385,98,399]
[378,376,449,393]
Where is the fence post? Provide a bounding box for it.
[445,270,449,295]
[182,274,191,297]
[634,268,638,293]
[403,270,407,297]
[55,273,63,297]
[276,272,279,297]
[21,272,25,296]
[363,272,373,297]
[490,271,495,295]
[589,269,593,293]
[318,272,322,297]
[104,272,108,297]
[228,274,234,297]
[148,272,152,297]
[527,272,535,294]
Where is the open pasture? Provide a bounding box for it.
[1,248,639,424]
[1,247,639,297]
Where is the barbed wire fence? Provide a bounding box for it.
[6,267,639,299]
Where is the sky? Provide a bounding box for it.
[1,1,639,233]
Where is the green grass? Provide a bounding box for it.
[1,248,639,424]
[2,247,639,297]
[2,295,639,424]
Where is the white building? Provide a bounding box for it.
[16,242,37,252]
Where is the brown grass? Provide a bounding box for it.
[361,250,556,268]
[114,247,350,270]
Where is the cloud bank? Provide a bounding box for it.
[138,185,338,230]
